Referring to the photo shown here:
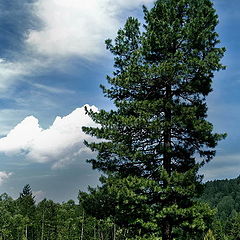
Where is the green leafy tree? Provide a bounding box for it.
[57,200,80,240]
[226,212,240,240]
[17,184,36,240]
[82,0,225,239]
[35,199,59,240]
[80,175,159,237]
[18,184,36,217]
[200,176,240,239]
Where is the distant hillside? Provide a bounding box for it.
[200,176,240,239]
[201,176,240,219]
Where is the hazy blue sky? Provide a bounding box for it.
[0,0,238,202]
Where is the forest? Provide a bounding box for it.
[0,178,239,240]
[0,0,234,239]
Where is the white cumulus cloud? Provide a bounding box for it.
[0,105,99,169]
[0,172,12,185]
[27,0,153,59]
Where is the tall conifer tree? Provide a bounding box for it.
[18,184,36,240]
[82,0,225,239]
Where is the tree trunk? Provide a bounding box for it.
[163,83,172,175]
[100,231,104,240]
[162,221,173,240]
[25,225,28,240]
[80,210,84,240]
[93,222,96,239]
[162,83,173,240]
[113,223,116,240]
[41,213,45,240]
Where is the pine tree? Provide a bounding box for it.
[18,184,36,240]
[18,184,36,217]
[82,0,225,239]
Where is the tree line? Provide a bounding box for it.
[1,179,240,240]
[0,184,119,240]
[200,176,240,239]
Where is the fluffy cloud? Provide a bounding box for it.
[0,0,154,90]
[0,171,12,185]
[27,0,153,59]
[0,105,99,169]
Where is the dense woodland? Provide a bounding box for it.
[0,184,118,240]
[0,0,232,239]
[0,179,240,240]
[200,176,240,240]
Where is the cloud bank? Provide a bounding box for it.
[27,0,153,59]
[0,0,154,90]
[0,105,98,169]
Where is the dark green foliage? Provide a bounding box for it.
[82,0,225,239]
[201,177,240,217]
[17,184,36,240]
[0,186,123,240]
[1,180,240,239]
[35,199,58,240]
[197,178,240,239]
[18,184,36,217]
[200,176,240,240]
[81,173,216,239]
[80,175,159,237]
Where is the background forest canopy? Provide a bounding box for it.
[0,178,240,240]
[0,0,237,240]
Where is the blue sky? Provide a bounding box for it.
[0,0,238,202]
